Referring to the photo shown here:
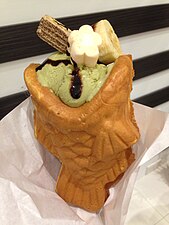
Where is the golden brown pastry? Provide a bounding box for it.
[24,55,140,212]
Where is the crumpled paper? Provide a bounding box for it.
[0,98,169,225]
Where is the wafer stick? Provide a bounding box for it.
[37,15,71,53]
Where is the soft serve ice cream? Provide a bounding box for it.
[36,21,119,107]
[36,51,113,107]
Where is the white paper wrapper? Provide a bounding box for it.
[0,98,169,225]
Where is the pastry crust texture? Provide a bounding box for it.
[24,55,140,212]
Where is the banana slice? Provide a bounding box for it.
[94,20,122,64]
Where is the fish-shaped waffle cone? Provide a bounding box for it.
[24,55,140,212]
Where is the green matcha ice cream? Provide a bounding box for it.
[37,52,113,107]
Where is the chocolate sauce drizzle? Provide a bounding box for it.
[70,67,82,99]
[36,58,82,99]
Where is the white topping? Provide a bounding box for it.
[68,25,102,67]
